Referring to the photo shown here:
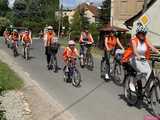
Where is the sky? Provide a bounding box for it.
[8,0,103,9]
[62,0,103,8]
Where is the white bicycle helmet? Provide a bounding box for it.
[136,25,147,35]
[68,40,75,45]
[47,26,53,30]
[13,29,18,32]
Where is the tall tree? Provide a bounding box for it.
[99,0,111,25]
[12,0,59,32]
[0,0,11,17]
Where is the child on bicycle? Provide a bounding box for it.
[63,40,79,77]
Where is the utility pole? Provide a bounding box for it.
[58,0,63,39]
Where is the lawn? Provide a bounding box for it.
[0,61,24,91]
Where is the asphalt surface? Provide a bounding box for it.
[0,38,152,120]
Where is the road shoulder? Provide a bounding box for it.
[0,49,75,120]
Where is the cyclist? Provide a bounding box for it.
[3,29,10,44]
[43,26,56,69]
[22,30,32,58]
[11,29,19,48]
[103,30,124,80]
[122,25,159,92]
[63,40,79,80]
[79,27,94,58]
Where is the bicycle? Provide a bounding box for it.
[64,58,81,87]
[112,49,125,86]
[12,41,19,57]
[23,42,30,60]
[124,58,160,116]
[79,42,94,71]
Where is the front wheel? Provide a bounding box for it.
[13,47,18,57]
[124,76,138,105]
[72,69,81,87]
[151,83,160,116]
[86,54,94,71]
[113,63,125,86]
[53,56,58,73]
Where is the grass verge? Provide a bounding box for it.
[0,61,24,91]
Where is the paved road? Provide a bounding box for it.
[0,38,151,120]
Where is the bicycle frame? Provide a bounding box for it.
[68,59,77,77]
[125,59,159,100]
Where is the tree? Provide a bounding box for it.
[0,0,11,17]
[99,0,111,25]
[62,15,70,33]
[70,12,81,40]
[12,0,59,34]
[0,17,10,35]
[80,9,90,29]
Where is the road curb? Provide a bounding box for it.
[0,49,75,120]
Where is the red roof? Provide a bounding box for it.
[75,3,97,16]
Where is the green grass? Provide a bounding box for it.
[0,61,24,91]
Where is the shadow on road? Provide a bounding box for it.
[118,94,157,117]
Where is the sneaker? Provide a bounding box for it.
[105,74,110,80]
[129,81,136,92]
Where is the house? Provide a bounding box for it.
[75,3,98,24]
[124,0,159,46]
[111,0,144,28]
[124,0,156,28]
[56,3,98,24]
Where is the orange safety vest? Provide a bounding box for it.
[63,47,78,61]
[79,32,94,43]
[23,34,31,42]
[122,36,150,63]
[12,32,19,41]
[106,36,117,49]
[46,32,54,45]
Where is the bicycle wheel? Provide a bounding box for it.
[79,54,85,68]
[13,47,18,57]
[100,59,105,79]
[25,47,29,60]
[72,68,81,87]
[87,54,94,71]
[113,63,125,86]
[151,82,160,116]
[124,76,138,105]
[53,56,58,73]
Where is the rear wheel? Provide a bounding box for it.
[100,59,106,79]
[113,63,125,86]
[151,83,160,116]
[72,69,81,87]
[124,76,138,105]
[86,53,94,71]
